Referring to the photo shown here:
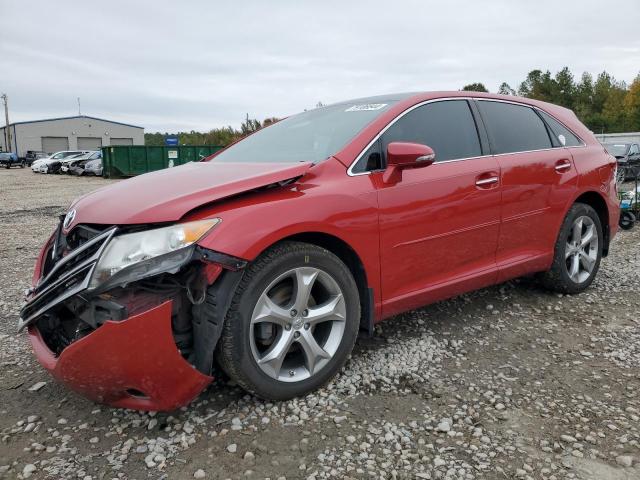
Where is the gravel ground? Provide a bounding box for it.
[1,167,639,480]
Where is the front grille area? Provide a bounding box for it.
[66,224,109,251]
[19,224,117,331]
[41,224,109,278]
[21,263,94,324]
[38,230,110,292]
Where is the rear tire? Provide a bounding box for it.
[217,241,360,400]
[619,211,636,230]
[539,203,603,294]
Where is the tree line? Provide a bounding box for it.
[144,116,279,147]
[463,67,640,134]
[145,67,640,146]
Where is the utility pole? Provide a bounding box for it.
[1,94,11,153]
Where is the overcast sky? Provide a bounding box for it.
[1,0,638,132]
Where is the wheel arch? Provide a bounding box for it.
[270,231,375,335]
[573,190,610,256]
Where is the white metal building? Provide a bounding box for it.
[0,115,144,156]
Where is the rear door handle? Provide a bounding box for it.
[555,159,572,173]
[475,174,499,188]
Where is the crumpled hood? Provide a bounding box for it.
[66,161,312,230]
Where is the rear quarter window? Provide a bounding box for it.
[537,110,583,147]
[477,101,552,154]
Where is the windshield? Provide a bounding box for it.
[604,144,629,156]
[213,101,397,164]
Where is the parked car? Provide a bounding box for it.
[603,143,640,181]
[32,151,83,173]
[73,156,103,176]
[61,151,101,174]
[0,152,24,168]
[20,92,619,411]
[34,151,89,174]
[24,151,48,166]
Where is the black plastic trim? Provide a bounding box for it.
[194,246,248,271]
[467,100,491,155]
[359,287,375,337]
[191,269,245,374]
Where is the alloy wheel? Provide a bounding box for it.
[249,267,346,382]
[565,215,598,283]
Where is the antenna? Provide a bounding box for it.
[77,97,81,115]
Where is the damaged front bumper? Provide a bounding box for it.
[20,221,247,411]
[29,301,212,411]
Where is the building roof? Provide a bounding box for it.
[0,115,143,130]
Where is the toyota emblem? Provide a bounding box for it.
[63,209,76,230]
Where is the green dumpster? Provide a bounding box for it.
[101,145,224,178]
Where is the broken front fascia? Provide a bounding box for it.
[29,301,214,411]
[19,219,228,331]
[20,219,247,372]
[21,222,248,409]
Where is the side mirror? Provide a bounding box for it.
[383,142,435,183]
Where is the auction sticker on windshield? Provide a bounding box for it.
[345,103,387,112]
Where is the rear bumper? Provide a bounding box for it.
[29,301,212,411]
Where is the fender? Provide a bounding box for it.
[186,158,383,318]
[554,188,607,237]
[565,143,620,254]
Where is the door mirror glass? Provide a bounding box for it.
[386,142,435,168]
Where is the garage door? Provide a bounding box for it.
[77,137,102,150]
[42,137,69,154]
[110,138,133,146]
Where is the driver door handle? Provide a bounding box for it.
[475,172,499,189]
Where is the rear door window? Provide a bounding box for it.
[477,101,552,154]
[381,100,482,163]
[537,111,582,147]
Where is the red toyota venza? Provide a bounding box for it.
[20,92,619,411]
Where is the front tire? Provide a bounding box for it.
[539,203,603,294]
[217,241,360,400]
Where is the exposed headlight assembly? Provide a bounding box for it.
[89,219,220,290]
